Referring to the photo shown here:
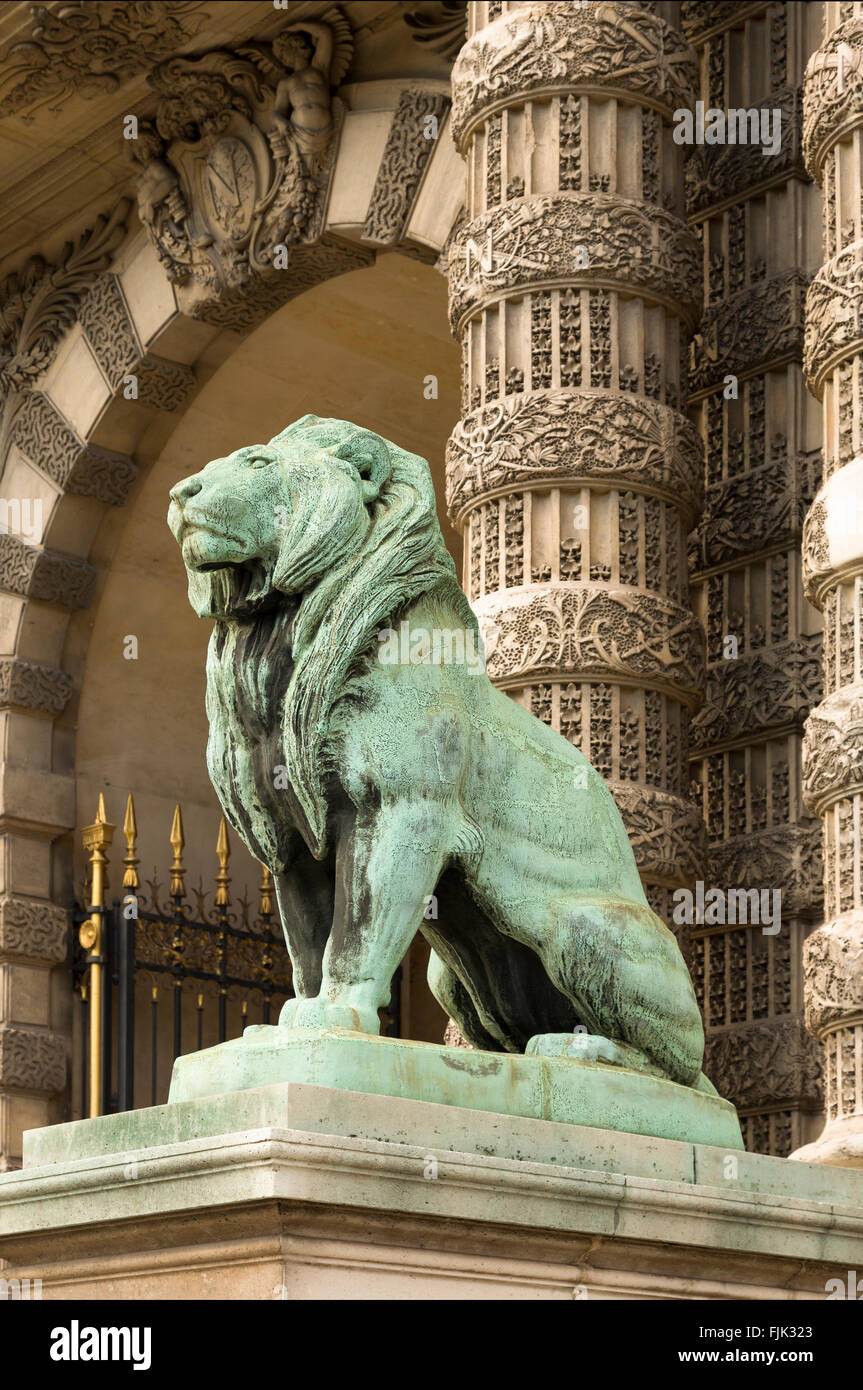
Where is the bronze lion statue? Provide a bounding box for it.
[168,415,710,1090]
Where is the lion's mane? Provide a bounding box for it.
[273,415,479,857]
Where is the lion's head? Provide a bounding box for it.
[168,414,476,855]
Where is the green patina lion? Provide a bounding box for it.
[168,414,711,1090]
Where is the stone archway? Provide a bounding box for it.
[0,59,465,1163]
[73,252,461,1105]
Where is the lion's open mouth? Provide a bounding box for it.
[193,557,276,615]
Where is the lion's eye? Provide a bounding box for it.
[248,456,272,469]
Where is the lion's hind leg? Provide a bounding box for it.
[425,867,581,1052]
[427,950,503,1052]
[533,894,706,1088]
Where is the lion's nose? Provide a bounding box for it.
[170,475,203,505]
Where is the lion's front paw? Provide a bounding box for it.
[279,995,381,1035]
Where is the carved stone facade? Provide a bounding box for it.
[0,0,861,1169]
[795,0,863,1167]
[363,88,452,245]
[447,0,706,963]
[0,204,129,409]
[130,7,372,329]
[682,0,826,1158]
[0,1,210,119]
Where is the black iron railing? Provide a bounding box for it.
[72,794,401,1116]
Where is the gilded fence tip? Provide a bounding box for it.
[122,793,140,892]
[259,863,274,918]
[169,804,186,899]
[82,795,115,856]
[215,816,231,909]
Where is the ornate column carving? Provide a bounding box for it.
[447,1,706,943]
[683,1,825,1157]
[796,0,863,1167]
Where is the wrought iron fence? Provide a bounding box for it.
[73,794,401,1117]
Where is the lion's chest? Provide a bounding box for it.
[205,611,304,871]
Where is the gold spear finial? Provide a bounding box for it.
[122,793,139,892]
[81,794,115,906]
[215,816,231,908]
[169,804,186,899]
[259,863,274,918]
[82,793,114,856]
[81,794,115,1119]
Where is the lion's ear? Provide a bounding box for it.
[327,430,392,503]
[268,415,319,446]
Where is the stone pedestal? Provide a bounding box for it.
[167,1026,743,1149]
[2,1077,863,1300]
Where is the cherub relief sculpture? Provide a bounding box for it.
[169,417,714,1095]
[268,15,353,171]
[129,9,353,325]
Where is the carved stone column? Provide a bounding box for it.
[681,1,826,1158]
[447,1,706,940]
[796,2,863,1167]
